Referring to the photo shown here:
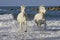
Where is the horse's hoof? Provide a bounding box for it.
[25,30,27,32]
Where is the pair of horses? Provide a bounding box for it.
[17,5,46,32]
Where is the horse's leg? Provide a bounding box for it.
[23,21,27,32]
[39,23,42,30]
[20,22,26,32]
[44,21,46,30]
[38,21,44,30]
[19,23,22,32]
[24,21,27,32]
[37,22,41,30]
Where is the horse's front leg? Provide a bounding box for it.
[24,21,27,32]
[19,23,22,32]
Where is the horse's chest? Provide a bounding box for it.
[36,14,43,19]
[20,15,24,18]
[20,15,26,20]
[17,14,26,22]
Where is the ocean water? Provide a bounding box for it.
[0,6,60,30]
[0,6,60,40]
[0,6,60,20]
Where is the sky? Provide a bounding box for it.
[0,0,20,6]
[20,0,60,6]
[0,0,60,6]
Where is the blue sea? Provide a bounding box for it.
[0,6,60,20]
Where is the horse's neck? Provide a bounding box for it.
[20,12,26,17]
[20,11,25,14]
[21,11,25,13]
[38,13,43,16]
[40,13,45,18]
[42,13,45,18]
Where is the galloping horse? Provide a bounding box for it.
[17,5,28,32]
[34,6,46,30]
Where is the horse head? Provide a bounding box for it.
[39,6,46,14]
[21,5,25,13]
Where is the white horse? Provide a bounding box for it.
[17,5,28,32]
[34,6,46,30]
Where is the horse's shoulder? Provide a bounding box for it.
[34,14,39,19]
[35,13,40,17]
[17,13,22,18]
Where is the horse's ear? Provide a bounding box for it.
[21,5,25,9]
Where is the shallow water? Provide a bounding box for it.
[0,6,60,40]
[0,14,59,40]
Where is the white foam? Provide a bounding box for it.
[0,14,14,20]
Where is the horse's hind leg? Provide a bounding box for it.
[38,21,44,30]
[37,22,42,30]
[44,21,46,30]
